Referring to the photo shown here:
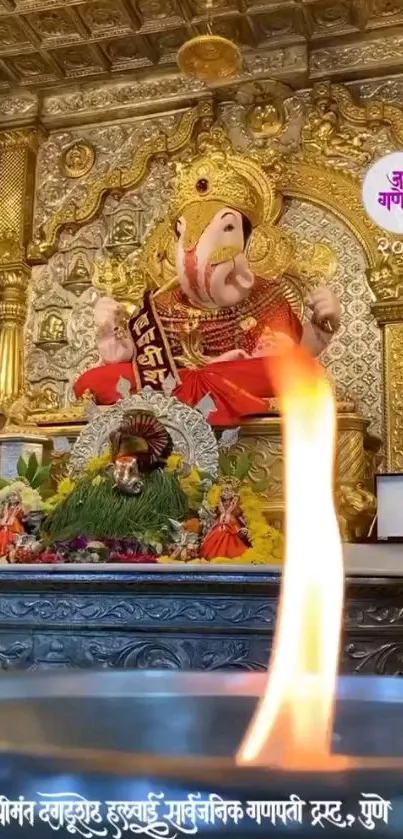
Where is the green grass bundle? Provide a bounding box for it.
[42,469,188,546]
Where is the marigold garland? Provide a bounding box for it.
[45,449,284,566]
[44,476,76,511]
[45,450,112,511]
[158,480,284,566]
[86,450,112,474]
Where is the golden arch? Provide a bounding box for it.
[275,158,380,269]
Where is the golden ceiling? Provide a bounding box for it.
[0,0,402,92]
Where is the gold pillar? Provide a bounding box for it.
[0,128,41,401]
[372,300,403,471]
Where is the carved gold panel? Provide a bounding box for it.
[231,413,379,540]
[382,323,403,471]
[0,0,401,96]
[279,201,382,437]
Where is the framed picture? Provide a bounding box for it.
[375,473,403,541]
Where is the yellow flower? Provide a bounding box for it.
[86,450,111,474]
[45,476,76,510]
[206,483,221,508]
[20,486,43,513]
[0,480,27,503]
[165,453,184,472]
[57,477,76,498]
[91,475,105,487]
[159,479,284,566]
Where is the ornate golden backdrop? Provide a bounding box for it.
[2,40,403,531]
[15,77,403,472]
[2,1,403,127]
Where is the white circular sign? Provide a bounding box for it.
[362,152,403,234]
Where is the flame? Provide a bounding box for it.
[237,349,344,770]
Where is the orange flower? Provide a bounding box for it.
[183,517,202,534]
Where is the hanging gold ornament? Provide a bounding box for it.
[177,1,241,82]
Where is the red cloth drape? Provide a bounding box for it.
[74,357,275,425]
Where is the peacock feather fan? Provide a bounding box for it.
[110,410,173,470]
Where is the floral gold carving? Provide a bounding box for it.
[236,80,292,139]
[310,81,403,151]
[36,102,213,255]
[61,141,95,179]
[301,82,371,165]
[311,33,403,77]
[273,156,380,269]
[229,414,378,541]
[383,324,403,470]
[0,228,23,265]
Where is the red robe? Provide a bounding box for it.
[75,278,302,425]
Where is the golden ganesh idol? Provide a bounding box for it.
[75,150,341,425]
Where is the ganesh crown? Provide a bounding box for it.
[171,150,276,228]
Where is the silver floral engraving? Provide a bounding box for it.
[68,387,219,477]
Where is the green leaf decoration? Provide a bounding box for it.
[17,456,27,478]
[31,465,51,489]
[233,452,251,479]
[26,453,39,484]
[0,479,9,490]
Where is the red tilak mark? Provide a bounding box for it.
[204,261,214,301]
[184,247,201,301]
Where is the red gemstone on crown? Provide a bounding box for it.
[196,178,208,193]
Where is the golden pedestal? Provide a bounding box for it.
[234,408,380,541]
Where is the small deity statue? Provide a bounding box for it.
[167,519,200,561]
[38,312,67,347]
[1,384,60,430]
[246,102,282,137]
[200,483,249,560]
[112,215,137,245]
[0,491,25,557]
[302,87,370,164]
[337,483,377,542]
[64,256,92,296]
[75,148,341,424]
[366,256,403,301]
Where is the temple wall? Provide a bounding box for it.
[23,79,392,437]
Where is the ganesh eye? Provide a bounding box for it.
[224,223,235,232]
